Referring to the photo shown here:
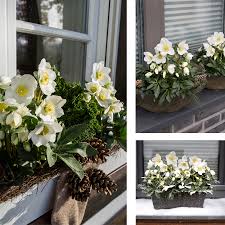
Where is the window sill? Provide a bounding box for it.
[136,198,225,220]
[136,90,225,133]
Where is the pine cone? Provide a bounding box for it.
[88,169,117,196]
[67,173,91,202]
[74,138,111,164]
[88,138,111,163]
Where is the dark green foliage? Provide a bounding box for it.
[137,64,197,105]
[195,47,225,77]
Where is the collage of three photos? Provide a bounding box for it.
[1,0,225,225]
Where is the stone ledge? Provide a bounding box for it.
[136,90,225,133]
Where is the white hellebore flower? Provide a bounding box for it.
[208,32,225,46]
[189,156,201,166]
[223,48,225,57]
[160,163,168,172]
[203,43,215,57]
[178,159,189,170]
[150,63,156,70]
[155,38,175,56]
[83,93,91,103]
[36,95,66,122]
[147,160,154,169]
[38,58,56,96]
[91,61,111,86]
[153,53,166,64]
[144,52,153,64]
[182,62,188,68]
[6,111,22,128]
[85,82,102,95]
[29,122,63,147]
[0,76,11,89]
[177,40,189,55]
[163,185,175,192]
[145,170,150,176]
[184,170,191,177]
[152,154,163,167]
[186,53,193,62]
[166,151,178,166]
[183,67,190,75]
[95,88,111,108]
[104,100,123,122]
[168,64,175,74]
[5,74,37,105]
[210,170,216,176]
[193,162,207,175]
[145,72,153,78]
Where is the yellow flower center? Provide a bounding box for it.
[169,155,175,161]
[44,102,55,115]
[99,93,106,101]
[40,126,49,136]
[0,102,8,112]
[96,71,104,81]
[158,54,163,60]
[181,162,187,167]
[163,44,170,52]
[16,85,29,97]
[90,85,98,93]
[40,72,49,85]
[192,158,198,163]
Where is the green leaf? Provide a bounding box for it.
[154,85,160,98]
[23,116,38,130]
[46,146,57,167]
[57,123,89,145]
[57,142,97,157]
[58,154,84,179]
[118,126,126,149]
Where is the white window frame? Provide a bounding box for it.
[1,0,122,84]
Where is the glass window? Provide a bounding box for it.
[143,141,220,179]
[17,32,86,82]
[16,0,88,33]
[164,0,224,51]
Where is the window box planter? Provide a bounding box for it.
[152,193,206,210]
[206,77,225,90]
[0,175,59,225]
[0,149,126,225]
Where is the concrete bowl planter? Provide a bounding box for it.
[206,76,225,89]
[152,193,206,210]
[0,175,59,225]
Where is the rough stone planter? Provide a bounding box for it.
[0,175,59,225]
[206,77,225,90]
[138,94,192,113]
[152,193,206,210]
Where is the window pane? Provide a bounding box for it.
[16,0,88,33]
[17,32,86,82]
[143,141,219,179]
[164,0,224,51]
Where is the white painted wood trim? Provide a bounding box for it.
[85,0,100,80]
[16,20,91,43]
[7,0,16,78]
[96,0,110,62]
[106,0,122,84]
[0,0,16,78]
[83,191,127,225]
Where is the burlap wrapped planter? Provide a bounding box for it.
[206,76,225,90]
[152,193,206,210]
[138,94,192,113]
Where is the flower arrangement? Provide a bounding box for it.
[196,32,225,77]
[0,59,126,203]
[136,38,203,106]
[140,151,217,200]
